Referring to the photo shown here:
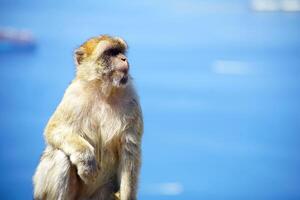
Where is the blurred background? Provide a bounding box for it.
[1,0,300,199]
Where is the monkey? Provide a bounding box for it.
[33,35,143,200]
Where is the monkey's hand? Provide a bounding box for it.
[70,149,99,184]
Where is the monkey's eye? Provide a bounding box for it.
[105,48,119,56]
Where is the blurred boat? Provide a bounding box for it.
[0,28,36,53]
[251,0,300,12]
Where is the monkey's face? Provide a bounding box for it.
[75,36,129,88]
[98,47,129,87]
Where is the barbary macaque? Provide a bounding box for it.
[33,35,143,200]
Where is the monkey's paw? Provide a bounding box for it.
[71,151,99,184]
[77,158,98,184]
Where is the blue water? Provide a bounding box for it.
[1,0,300,199]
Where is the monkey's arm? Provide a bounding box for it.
[119,130,141,200]
[119,105,143,200]
[44,120,98,183]
[45,128,94,159]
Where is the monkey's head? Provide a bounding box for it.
[74,35,129,88]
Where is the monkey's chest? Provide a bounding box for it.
[98,104,129,141]
[81,105,127,189]
[83,102,126,136]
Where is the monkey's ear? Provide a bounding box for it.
[74,48,85,65]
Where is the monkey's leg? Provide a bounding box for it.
[33,147,80,200]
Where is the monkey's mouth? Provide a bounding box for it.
[120,76,128,85]
[112,73,128,87]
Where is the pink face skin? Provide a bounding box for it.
[99,46,129,87]
[111,52,129,86]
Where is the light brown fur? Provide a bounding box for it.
[33,35,143,200]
